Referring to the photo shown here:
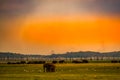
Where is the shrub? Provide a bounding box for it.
[59,60,65,63]
[52,60,58,64]
[72,60,82,63]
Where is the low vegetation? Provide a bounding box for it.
[0,63,120,80]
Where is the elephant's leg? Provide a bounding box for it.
[46,67,50,72]
[43,64,46,72]
[52,67,55,72]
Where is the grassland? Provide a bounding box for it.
[0,63,120,80]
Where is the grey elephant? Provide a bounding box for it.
[43,63,56,72]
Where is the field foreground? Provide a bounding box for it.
[0,63,120,80]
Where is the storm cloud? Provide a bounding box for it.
[92,0,120,15]
[0,0,120,17]
[0,0,38,18]
[31,0,120,16]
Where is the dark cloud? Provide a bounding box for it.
[0,0,37,18]
[76,0,120,15]
[0,0,120,18]
[91,0,120,15]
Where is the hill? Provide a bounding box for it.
[0,51,120,59]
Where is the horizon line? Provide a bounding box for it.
[0,50,120,55]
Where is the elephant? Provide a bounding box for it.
[59,60,65,63]
[43,63,56,72]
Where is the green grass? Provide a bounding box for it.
[90,60,111,63]
[0,63,120,80]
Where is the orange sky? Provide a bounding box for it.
[16,15,120,54]
[0,0,120,54]
[22,15,120,45]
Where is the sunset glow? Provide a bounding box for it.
[22,16,120,44]
[0,0,120,54]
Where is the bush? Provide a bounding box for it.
[72,60,82,63]
[59,60,65,63]
[20,61,26,64]
[52,60,58,64]
[27,61,46,64]
[82,60,89,63]
[111,60,119,63]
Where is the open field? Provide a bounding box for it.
[0,63,120,80]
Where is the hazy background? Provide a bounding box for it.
[0,0,120,54]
